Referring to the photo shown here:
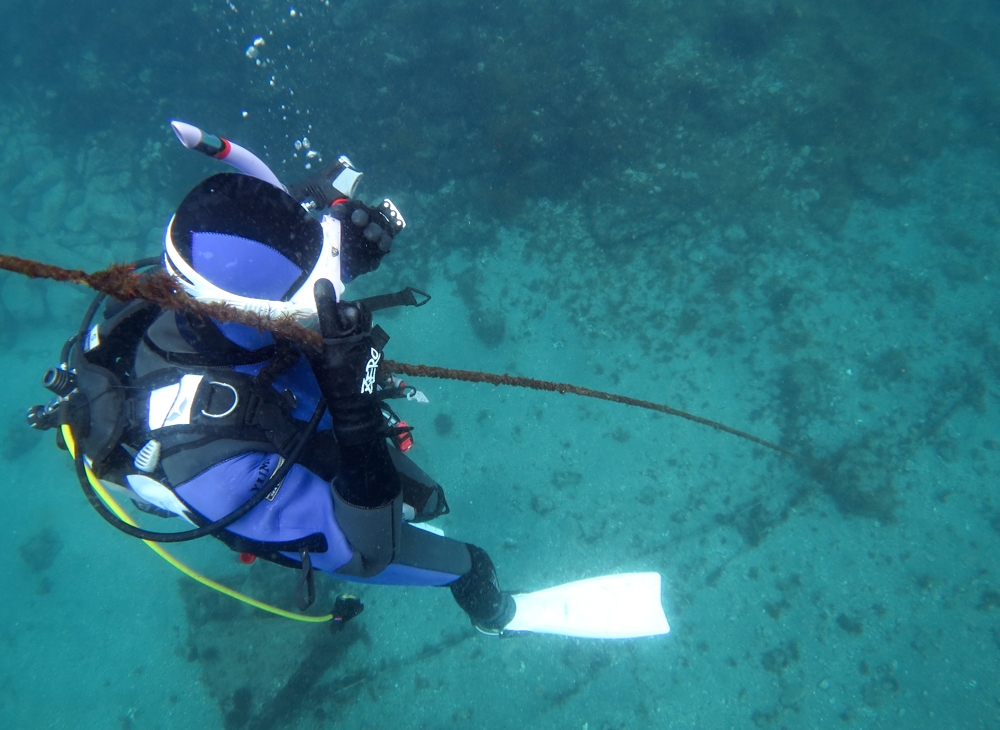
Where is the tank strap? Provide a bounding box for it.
[358,286,431,312]
[141,330,276,367]
[254,340,301,388]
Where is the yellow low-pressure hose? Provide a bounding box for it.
[61,424,333,623]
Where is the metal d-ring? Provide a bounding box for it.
[200,381,239,419]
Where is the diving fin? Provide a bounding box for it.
[504,572,670,639]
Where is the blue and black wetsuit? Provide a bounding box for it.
[122,307,511,628]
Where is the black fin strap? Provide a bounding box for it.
[295,549,316,611]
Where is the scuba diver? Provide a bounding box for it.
[28,122,669,639]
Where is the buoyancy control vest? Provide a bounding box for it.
[32,271,438,568]
[60,296,334,566]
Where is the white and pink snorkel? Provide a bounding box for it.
[170,120,287,191]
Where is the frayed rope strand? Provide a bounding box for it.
[0,253,797,460]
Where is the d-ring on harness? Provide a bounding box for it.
[201,381,239,419]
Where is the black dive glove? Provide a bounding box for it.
[307,279,399,507]
[330,199,405,280]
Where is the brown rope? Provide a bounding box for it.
[0,253,322,347]
[383,361,801,460]
[0,253,797,460]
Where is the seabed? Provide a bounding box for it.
[1,2,999,728]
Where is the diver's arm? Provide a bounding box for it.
[306,278,400,509]
[305,278,402,576]
[333,435,400,507]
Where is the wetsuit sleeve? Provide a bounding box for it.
[330,415,401,507]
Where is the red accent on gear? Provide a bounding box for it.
[331,197,349,206]
[392,420,414,453]
[214,138,232,160]
[239,552,257,564]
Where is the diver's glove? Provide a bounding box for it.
[307,279,399,507]
[307,278,384,445]
[330,199,405,281]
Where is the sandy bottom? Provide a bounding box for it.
[2,147,999,730]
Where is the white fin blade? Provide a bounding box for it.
[505,572,670,639]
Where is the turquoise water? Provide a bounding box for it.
[2,1,999,728]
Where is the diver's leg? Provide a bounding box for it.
[335,525,515,631]
[447,543,516,633]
